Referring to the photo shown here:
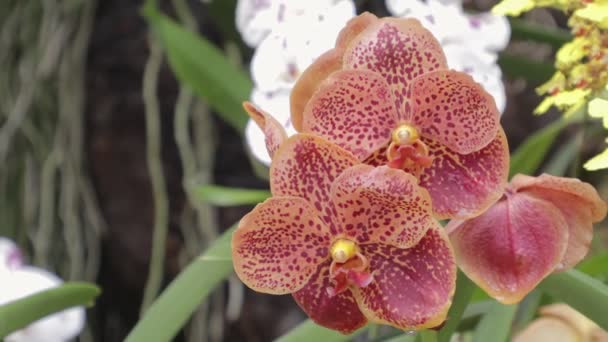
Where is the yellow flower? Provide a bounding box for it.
[588,97,608,128]
[584,147,608,171]
[492,0,535,16]
[534,89,590,115]
[575,0,608,29]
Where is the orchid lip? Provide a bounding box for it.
[327,239,373,297]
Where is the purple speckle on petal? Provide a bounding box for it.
[7,247,23,269]
[425,15,435,24]
[469,18,481,29]
[277,3,286,22]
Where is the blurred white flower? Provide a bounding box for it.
[0,237,85,342]
[236,0,356,48]
[240,0,356,165]
[386,0,510,113]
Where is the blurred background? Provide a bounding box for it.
[0,0,606,341]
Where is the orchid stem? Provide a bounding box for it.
[418,330,438,342]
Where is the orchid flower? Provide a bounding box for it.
[283,13,509,219]
[447,174,607,304]
[241,0,356,165]
[386,0,510,113]
[232,134,456,333]
[0,238,85,342]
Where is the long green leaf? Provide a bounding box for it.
[144,9,251,133]
[542,132,581,176]
[275,319,365,342]
[437,271,475,342]
[509,18,571,49]
[125,225,235,342]
[509,118,568,177]
[196,185,271,206]
[539,270,608,331]
[472,302,517,342]
[0,282,100,338]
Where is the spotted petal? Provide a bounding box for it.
[270,134,358,234]
[512,174,607,270]
[417,128,509,219]
[330,164,435,248]
[302,69,398,159]
[448,192,569,304]
[232,196,331,295]
[342,17,447,114]
[353,226,456,330]
[243,101,288,159]
[293,260,368,334]
[408,70,500,154]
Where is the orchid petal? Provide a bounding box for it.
[0,238,23,272]
[353,226,456,330]
[418,128,509,220]
[270,134,358,234]
[292,260,368,334]
[330,165,435,248]
[235,0,276,47]
[335,12,378,50]
[244,102,288,160]
[291,49,344,131]
[246,90,295,165]
[512,174,607,222]
[408,70,501,154]
[302,69,398,159]
[448,193,569,304]
[251,31,301,92]
[342,17,447,114]
[232,196,331,295]
[465,13,511,52]
[512,174,608,270]
[442,45,506,113]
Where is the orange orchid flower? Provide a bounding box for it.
[447,174,607,304]
[232,134,456,333]
[244,12,510,220]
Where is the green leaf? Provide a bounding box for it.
[382,333,417,342]
[125,225,235,342]
[539,270,608,331]
[195,185,271,207]
[472,302,517,342]
[437,271,475,342]
[0,282,100,338]
[512,291,542,332]
[577,253,608,277]
[509,118,568,176]
[541,132,580,176]
[509,18,571,49]
[275,319,366,342]
[144,10,251,133]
